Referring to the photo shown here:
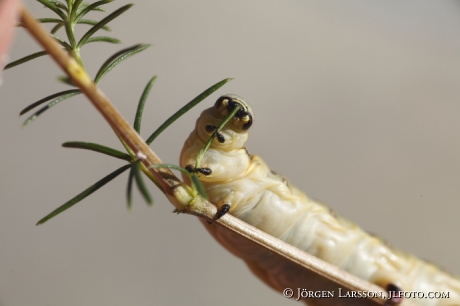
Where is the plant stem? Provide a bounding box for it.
[19,5,193,210]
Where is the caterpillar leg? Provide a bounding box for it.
[215,204,230,220]
[205,205,230,225]
[385,283,403,305]
[185,164,212,176]
[206,204,231,224]
[205,125,225,143]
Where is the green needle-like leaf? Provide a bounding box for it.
[69,0,84,21]
[191,174,208,199]
[91,7,106,12]
[37,18,62,24]
[64,0,71,10]
[64,22,77,48]
[50,23,64,34]
[76,2,88,11]
[57,76,76,86]
[126,163,136,208]
[94,44,150,83]
[51,0,68,12]
[76,0,113,21]
[146,78,232,145]
[36,164,132,225]
[150,163,192,177]
[77,19,111,31]
[127,161,153,208]
[82,36,121,45]
[50,34,72,51]
[77,4,133,48]
[4,51,48,70]
[22,91,81,127]
[79,6,106,13]
[133,162,153,205]
[62,142,131,161]
[14,18,58,28]
[19,89,80,115]
[134,76,157,133]
[37,0,66,20]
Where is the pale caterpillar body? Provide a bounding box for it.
[180,94,460,306]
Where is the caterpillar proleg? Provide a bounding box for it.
[180,94,460,306]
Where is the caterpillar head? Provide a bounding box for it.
[196,94,254,151]
[213,94,254,130]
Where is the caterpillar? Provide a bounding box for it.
[179,94,460,306]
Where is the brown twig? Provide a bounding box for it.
[19,5,193,210]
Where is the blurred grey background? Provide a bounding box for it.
[1,1,460,305]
